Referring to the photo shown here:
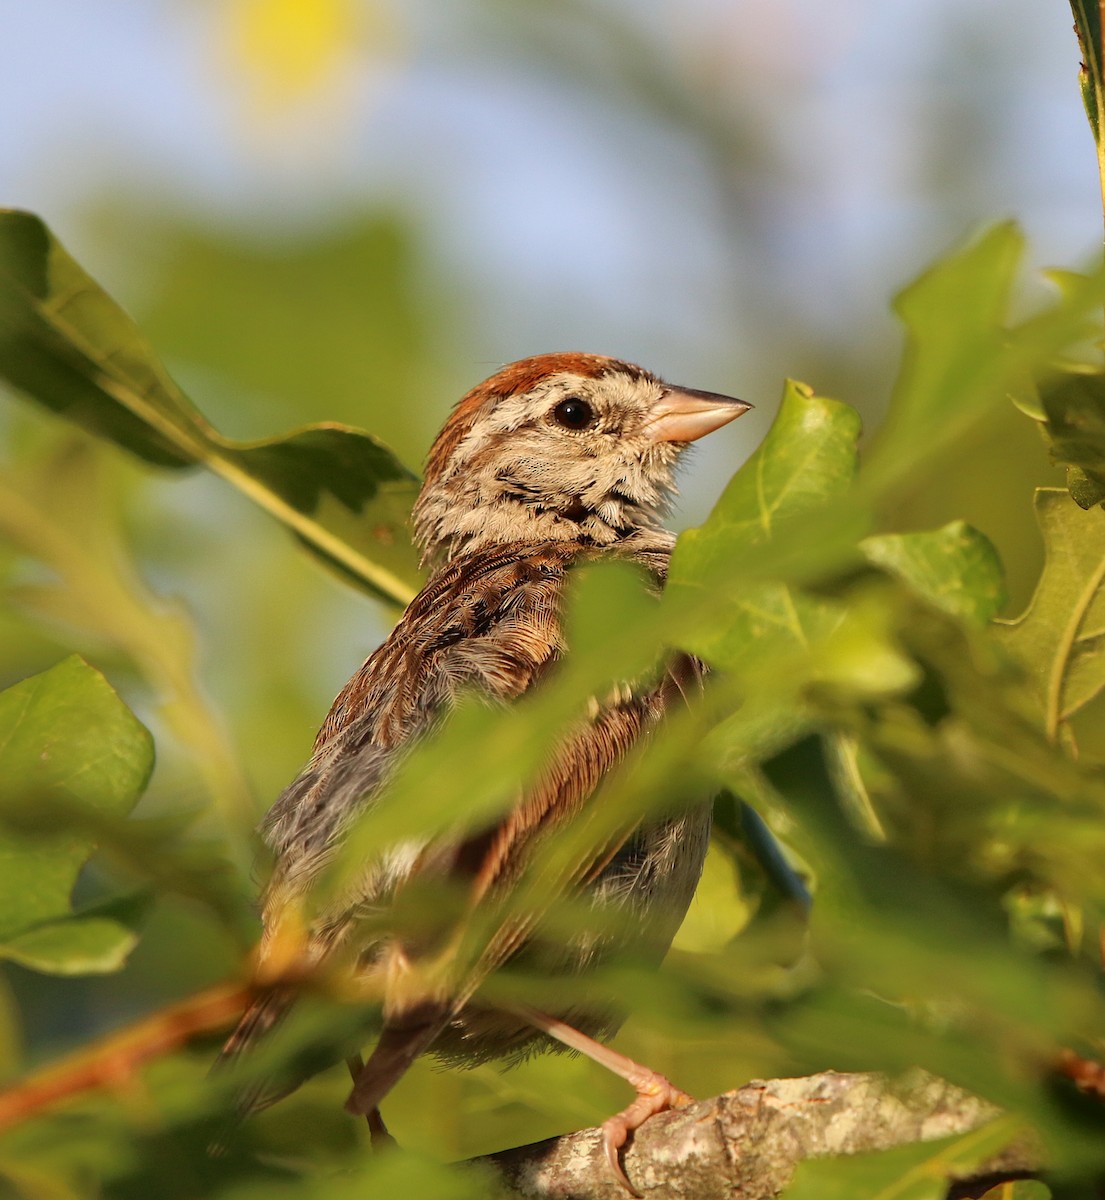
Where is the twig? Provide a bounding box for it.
[0,981,248,1132]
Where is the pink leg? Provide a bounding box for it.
[511,1005,693,1196]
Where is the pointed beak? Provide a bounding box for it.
[644,386,752,444]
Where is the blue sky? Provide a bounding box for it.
[1,0,1100,509]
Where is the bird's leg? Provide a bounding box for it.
[511,1004,693,1197]
[345,1054,395,1149]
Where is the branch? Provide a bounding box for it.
[478,1071,1041,1200]
[0,981,248,1132]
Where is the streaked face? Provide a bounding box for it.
[413,355,748,558]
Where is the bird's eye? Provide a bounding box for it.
[552,397,596,430]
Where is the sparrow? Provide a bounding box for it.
[219,352,750,1190]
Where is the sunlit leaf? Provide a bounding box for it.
[762,730,1105,1129]
[673,378,861,571]
[832,595,1105,911]
[862,226,1102,519]
[670,842,751,953]
[669,379,861,665]
[0,657,152,973]
[1,917,138,976]
[861,521,1007,625]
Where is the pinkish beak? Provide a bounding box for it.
[644,386,752,444]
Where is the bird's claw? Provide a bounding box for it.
[600,1075,694,1196]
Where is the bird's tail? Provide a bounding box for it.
[208,986,300,1152]
[217,986,295,1066]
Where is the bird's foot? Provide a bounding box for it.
[507,1004,694,1196]
[600,1069,693,1196]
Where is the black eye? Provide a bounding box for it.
[552,397,595,430]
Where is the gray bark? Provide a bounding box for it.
[476,1071,1040,1199]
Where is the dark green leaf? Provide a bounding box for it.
[0,210,209,466]
[223,426,421,596]
[0,209,421,605]
[1038,369,1105,509]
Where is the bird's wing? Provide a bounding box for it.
[258,541,577,905]
[344,649,700,1117]
[224,542,578,1053]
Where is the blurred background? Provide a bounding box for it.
[0,0,1100,1165]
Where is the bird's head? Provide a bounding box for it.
[411,353,751,563]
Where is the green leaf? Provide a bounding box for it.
[858,227,1103,517]
[673,378,862,570]
[861,522,1007,625]
[781,1117,1024,1200]
[822,731,887,841]
[669,379,862,666]
[210,425,421,598]
[1,916,138,975]
[0,656,152,973]
[0,209,421,606]
[670,842,752,953]
[0,437,256,843]
[993,488,1105,737]
[762,723,1105,1076]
